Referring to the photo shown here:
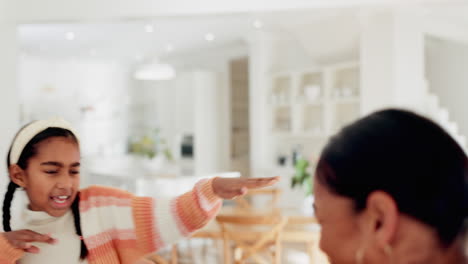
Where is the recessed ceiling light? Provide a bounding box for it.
[205,33,215,42]
[145,24,154,33]
[253,19,263,29]
[166,44,174,52]
[65,32,75,40]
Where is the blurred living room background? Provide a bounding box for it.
[1,0,467,263]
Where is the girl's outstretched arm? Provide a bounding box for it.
[131,176,280,250]
[78,176,279,263]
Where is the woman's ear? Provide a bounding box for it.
[366,191,398,246]
[9,164,27,188]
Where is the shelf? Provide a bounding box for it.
[330,97,360,104]
[269,102,293,107]
[295,132,328,138]
[328,61,359,70]
[271,75,292,105]
[332,103,360,131]
[268,60,361,168]
[298,72,323,102]
[294,99,325,106]
[269,100,325,107]
[272,106,292,132]
[273,132,327,138]
[330,63,360,100]
[302,104,324,133]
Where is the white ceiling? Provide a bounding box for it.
[425,4,468,24]
[18,9,362,62]
[18,14,254,61]
[17,4,468,63]
[7,0,457,22]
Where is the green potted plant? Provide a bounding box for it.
[291,157,315,215]
[290,158,313,195]
[129,128,173,160]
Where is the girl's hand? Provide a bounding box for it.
[212,176,280,199]
[2,229,57,253]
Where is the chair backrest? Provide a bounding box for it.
[216,214,288,264]
[234,188,282,210]
[136,254,169,264]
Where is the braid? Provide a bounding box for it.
[2,181,18,232]
[71,192,88,260]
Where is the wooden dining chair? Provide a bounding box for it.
[234,188,282,210]
[216,214,288,264]
[136,253,170,264]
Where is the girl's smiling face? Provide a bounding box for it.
[10,136,80,217]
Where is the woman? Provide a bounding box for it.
[313,109,467,264]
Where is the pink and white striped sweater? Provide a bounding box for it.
[0,178,222,263]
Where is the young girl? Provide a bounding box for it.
[0,118,279,263]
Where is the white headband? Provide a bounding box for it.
[9,117,79,165]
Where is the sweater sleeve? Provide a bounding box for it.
[132,177,222,254]
[0,233,24,263]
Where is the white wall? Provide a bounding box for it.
[393,9,425,111]
[360,8,426,115]
[18,56,131,156]
[0,5,22,231]
[269,34,320,72]
[359,10,395,114]
[247,32,275,172]
[425,36,468,139]
[0,7,19,179]
[193,71,225,175]
[173,75,196,136]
